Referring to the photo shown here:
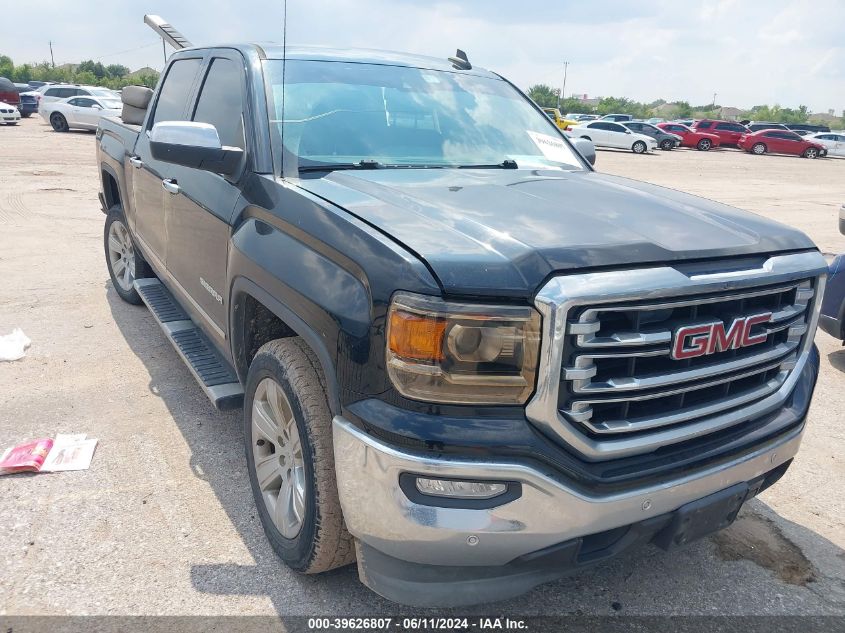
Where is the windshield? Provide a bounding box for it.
[89,88,116,97]
[263,60,584,173]
[100,99,121,109]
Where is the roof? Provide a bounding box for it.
[184,44,500,78]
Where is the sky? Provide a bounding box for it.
[2,0,843,113]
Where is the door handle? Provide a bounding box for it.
[128,156,143,169]
[162,179,180,195]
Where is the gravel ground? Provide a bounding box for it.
[0,117,844,617]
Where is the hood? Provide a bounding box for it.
[298,169,815,297]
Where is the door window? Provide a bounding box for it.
[74,98,98,108]
[192,57,245,149]
[151,58,203,127]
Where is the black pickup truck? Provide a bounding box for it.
[96,44,827,607]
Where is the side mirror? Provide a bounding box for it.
[625,129,632,134]
[571,137,596,166]
[149,121,243,176]
[92,104,103,110]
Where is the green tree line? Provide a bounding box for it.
[527,83,842,128]
[0,54,159,89]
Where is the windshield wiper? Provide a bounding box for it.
[298,159,384,173]
[454,159,518,169]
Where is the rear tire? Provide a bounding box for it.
[803,147,819,159]
[104,205,152,305]
[632,140,647,154]
[21,113,32,118]
[244,338,355,574]
[696,138,712,151]
[50,112,68,132]
[752,143,767,155]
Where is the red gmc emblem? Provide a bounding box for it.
[671,312,773,360]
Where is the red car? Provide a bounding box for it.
[0,77,21,110]
[692,119,749,147]
[739,129,827,158]
[657,122,721,151]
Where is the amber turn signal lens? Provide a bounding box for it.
[388,311,446,362]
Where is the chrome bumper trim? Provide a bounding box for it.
[332,415,803,567]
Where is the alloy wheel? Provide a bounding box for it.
[107,220,136,292]
[251,377,306,539]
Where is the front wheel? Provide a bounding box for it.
[751,143,767,155]
[660,139,674,151]
[696,138,712,151]
[632,140,647,154]
[803,147,819,159]
[50,112,68,132]
[21,113,31,118]
[104,206,151,304]
[245,338,355,573]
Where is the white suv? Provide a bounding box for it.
[38,85,119,109]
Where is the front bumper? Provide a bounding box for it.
[0,110,20,122]
[334,404,806,605]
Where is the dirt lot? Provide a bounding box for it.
[1,117,844,617]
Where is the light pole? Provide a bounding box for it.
[558,61,569,109]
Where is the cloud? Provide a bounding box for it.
[1,0,842,112]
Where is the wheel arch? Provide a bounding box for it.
[100,164,122,211]
[230,277,341,415]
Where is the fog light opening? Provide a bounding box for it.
[414,477,507,500]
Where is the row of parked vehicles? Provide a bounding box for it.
[541,107,840,159]
[0,80,123,131]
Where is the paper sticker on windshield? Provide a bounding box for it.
[527,131,571,163]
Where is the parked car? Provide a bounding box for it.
[675,119,696,127]
[657,122,721,150]
[38,84,121,109]
[97,43,826,608]
[599,113,633,122]
[819,206,845,340]
[567,113,598,121]
[693,119,749,147]
[787,123,830,134]
[738,129,827,158]
[541,107,580,131]
[646,117,665,125]
[13,84,40,117]
[569,120,657,153]
[27,80,52,89]
[623,121,681,150]
[0,77,21,112]
[804,132,845,157]
[747,122,790,133]
[0,101,21,125]
[40,95,122,132]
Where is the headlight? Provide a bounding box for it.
[386,292,541,404]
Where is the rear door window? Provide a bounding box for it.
[151,58,203,127]
[191,57,245,149]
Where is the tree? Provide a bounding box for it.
[674,101,692,118]
[78,59,107,79]
[106,64,129,79]
[0,54,13,79]
[527,84,560,108]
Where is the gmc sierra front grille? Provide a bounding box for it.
[559,280,813,436]
[525,251,828,461]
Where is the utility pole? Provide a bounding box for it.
[49,41,55,67]
[712,92,717,108]
[558,61,569,109]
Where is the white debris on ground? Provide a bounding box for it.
[0,328,31,361]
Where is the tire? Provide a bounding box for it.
[50,112,68,132]
[660,139,674,151]
[104,205,151,304]
[244,338,355,573]
[751,143,767,155]
[21,113,32,118]
[632,140,647,154]
[696,138,712,151]
[803,147,819,159]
